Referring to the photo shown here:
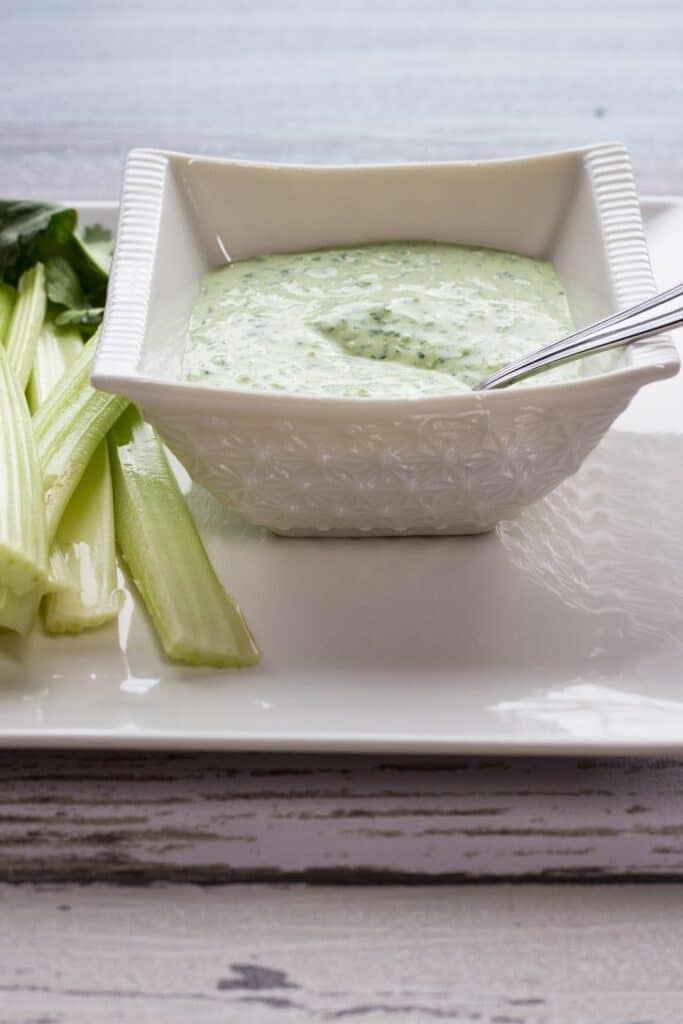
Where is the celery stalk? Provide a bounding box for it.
[0,321,83,633]
[27,320,83,414]
[24,321,123,634]
[32,331,128,542]
[43,442,123,634]
[0,282,16,344]
[0,343,48,599]
[28,318,84,591]
[108,407,259,668]
[0,584,43,637]
[0,331,125,634]
[5,264,46,391]
[29,319,87,589]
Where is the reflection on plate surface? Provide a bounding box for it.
[499,431,683,650]
[493,683,683,741]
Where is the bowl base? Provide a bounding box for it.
[269,524,495,538]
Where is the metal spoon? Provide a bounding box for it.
[474,280,683,391]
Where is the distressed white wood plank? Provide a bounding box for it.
[2,0,683,197]
[0,753,682,881]
[1,883,682,1023]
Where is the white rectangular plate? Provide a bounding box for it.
[1,197,682,754]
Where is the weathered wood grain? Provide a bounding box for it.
[1,883,682,1023]
[0,752,682,882]
[2,0,683,198]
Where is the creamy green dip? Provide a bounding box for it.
[183,243,575,397]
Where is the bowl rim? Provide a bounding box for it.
[93,142,680,410]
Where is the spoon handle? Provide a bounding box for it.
[476,280,683,391]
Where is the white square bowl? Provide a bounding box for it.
[93,143,679,536]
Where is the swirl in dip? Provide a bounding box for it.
[184,243,574,397]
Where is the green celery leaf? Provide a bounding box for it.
[82,224,111,244]
[0,201,75,282]
[0,200,107,307]
[54,306,104,337]
[45,256,88,309]
[82,224,115,275]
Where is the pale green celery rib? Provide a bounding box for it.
[0,343,49,597]
[0,332,126,635]
[5,263,47,391]
[27,320,84,414]
[43,442,123,634]
[29,319,86,594]
[0,584,42,637]
[0,272,48,626]
[0,282,16,344]
[108,407,259,668]
[32,331,129,543]
[1,321,83,634]
[25,322,123,634]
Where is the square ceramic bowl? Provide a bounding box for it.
[93,143,679,536]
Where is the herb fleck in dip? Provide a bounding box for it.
[184,243,574,397]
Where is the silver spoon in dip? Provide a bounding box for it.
[474,280,683,390]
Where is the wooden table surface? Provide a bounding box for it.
[3,883,683,1023]
[3,3,683,1020]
